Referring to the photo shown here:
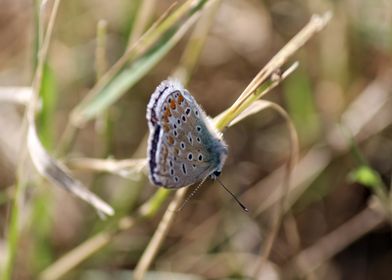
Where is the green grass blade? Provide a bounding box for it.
[37,63,57,150]
[73,31,179,122]
[70,0,210,125]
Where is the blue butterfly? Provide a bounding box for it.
[146,79,228,189]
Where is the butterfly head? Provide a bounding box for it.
[210,138,228,180]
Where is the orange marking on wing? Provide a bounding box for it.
[174,148,179,155]
[165,107,171,118]
[170,99,176,110]
[167,136,174,144]
[163,124,170,132]
[178,94,184,104]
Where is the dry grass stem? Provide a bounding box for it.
[127,0,159,48]
[66,157,147,179]
[252,68,392,217]
[291,207,385,277]
[130,12,330,279]
[27,125,114,216]
[133,188,187,280]
[69,0,210,127]
[95,20,108,81]
[255,102,299,276]
[25,6,115,216]
[228,12,332,119]
[39,189,170,279]
[0,87,33,105]
[3,1,62,279]
[40,217,137,280]
[173,0,222,84]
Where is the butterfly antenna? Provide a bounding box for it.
[216,178,249,212]
[176,176,208,212]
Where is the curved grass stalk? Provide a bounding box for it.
[252,102,299,277]
[132,65,299,280]
[39,11,331,280]
[58,0,213,155]
[134,12,331,280]
[133,2,222,278]
[1,0,62,279]
[39,188,170,280]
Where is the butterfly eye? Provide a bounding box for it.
[213,171,221,177]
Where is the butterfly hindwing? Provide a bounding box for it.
[147,80,228,189]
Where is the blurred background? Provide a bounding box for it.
[0,0,391,279]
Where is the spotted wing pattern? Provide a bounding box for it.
[147,79,228,189]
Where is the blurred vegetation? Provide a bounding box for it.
[0,0,391,279]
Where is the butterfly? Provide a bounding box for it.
[146,79,228,189]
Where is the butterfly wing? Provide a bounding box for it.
[147,80,228,189]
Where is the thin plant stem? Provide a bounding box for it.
[133,189,187,280]
[127,0,159,48]
[133,3,222,278]
[70,0,209,126]
[1,0,62,279]
[291,206,385,277]
[214,12,332,130]
[95,20,108,82]
[39,189,170,280]
[41,11,331,280]
[254,103,299,277]
[94,19,113,156]
[57,0,206,155]
[134,12,331,280]
[173,0,222,84]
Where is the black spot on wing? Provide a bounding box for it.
[182,163,187,174]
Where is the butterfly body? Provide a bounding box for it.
[147,79,227,189]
